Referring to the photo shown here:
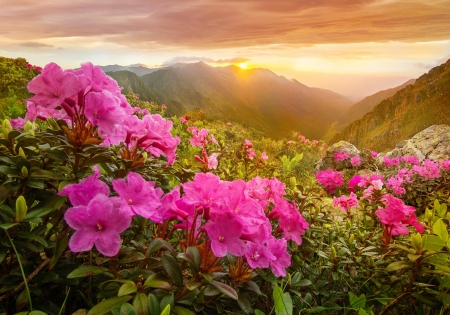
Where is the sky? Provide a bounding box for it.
[1,0,449,99]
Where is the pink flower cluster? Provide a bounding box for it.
[350,156,361,167]
[383,156,400,167]
[316,169,344,194]
[188,126,217,148]
[333,192,359,212]
[413,159,440,180]
[60,168,163,256]
[20,62,180,165]
[334,151,349,162]
[375,195,424,244]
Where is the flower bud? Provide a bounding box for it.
[142,152,148,162]
[15,196,27,222]
[61,102,75,117]
[21,166,28,177]
[289,176,297,191]
[331,246,337,260]
[18,147,26,158]
[367,257,375,267]
[2,119,12,138]
[411,233,423,253]
[64,97,77,107]
[349,233,355,245]
[23,121,34,135]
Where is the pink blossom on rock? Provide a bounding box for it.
[64,194,132,257]
[440,159,450,171]
[383,156,400,167]
[413,159,440,180]
[371,151,378,158]
[334,151,349,161]
[112,172,163,223]
[401,155,420,166]
[350,156,361,167]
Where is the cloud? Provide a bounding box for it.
[1,0,449,50]
[19,42,54,48]
[161,56,249,66]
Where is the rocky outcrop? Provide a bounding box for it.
[316,141,360,171]
[387,125,450,161]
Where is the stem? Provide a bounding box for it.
[5,230,33,311]
[58,287,71,315]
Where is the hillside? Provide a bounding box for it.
[330,59,450,152]
[139,62,353,140]
[101,64,156,76]
[106,70,160,102]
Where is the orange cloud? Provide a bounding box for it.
[1,0,448,49]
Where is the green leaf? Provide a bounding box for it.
[386,261,409,272]
[159,304,170,315]
[209,280,238,300]
[16,231,48,247]
[432,219,448,241]
[143,273,172,291]
[161,254,183,286]
[67,266,109,278]
[254,310,266,315]
[25,195,67,220]
[118,303,138,315]
[87,296,132,315]
[0,222,18,230]
[132,293,148,315]
[29,169,66,180]
[273,285,293,315]
[146,238,176,257]
[49,234,68,270]
[292,279,311,287]
[349,292,366,309]
[25,180,45,189]
[118,252,146,264]
[147,293,161,315]
[173,306,196,315]
[118,282,137,297]
[29,311,49,315]
[423,235,446,251]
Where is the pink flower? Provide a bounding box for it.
[348,175,363,192]
[10,117,28,129]
[245,242,274,269]
[181,173,225,213]
[246,149,256,160]
[180,117,188,124]
[333,192,359,212]
[59,166,110,207]
[27,62,81,109]
[266,237,291,277]
[371,151,378,158]
[244,139,252,148]
[440,159,450,171]
[207,153,219,170]
[161,104,167,110]
[204,213,246,257]
[383,156,400,167]
[260,152,268,161]
[271,199,309,245]
[371,179,384,190]
[401,155,420,166]
[386,177,406,196]
[334,151,349,161]
[227,122,232,127]
[112,172,163,223]
[64,194,132,256]
[350,156,361,167]
[246,176,271,209]
[316,169,344,194]
[413,159,440,180]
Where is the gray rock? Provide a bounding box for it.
[387,125,450,161]
[316,141,360,171]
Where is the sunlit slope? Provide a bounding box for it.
[139,62,352,139]
[330,59,450,151]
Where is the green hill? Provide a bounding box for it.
[106,70,160,102]
[330,59,450,151]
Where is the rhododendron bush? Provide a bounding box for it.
[1,60,449,315]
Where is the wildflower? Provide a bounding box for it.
[266,237,291,277]
[161,104,167,110]
[440,159,450,171]
[413,159,440,180]
[112,172,163,223]
[334,151,349,161]
[207,153,219,169]
[316,169,344,194]
[383,156,400,167]
[246,149,256,160]
[401,155,420,166]
[371,151,378,158]
[245,242,274,269]
[64,194,132,256]
[244,139,252,148]
[204,212,246,257]
[260,152,268,161]
[348,175,363,192]
[371,179,384,190]
[350,156,361,167]
[333,192,359,212]
[180,116,188,124]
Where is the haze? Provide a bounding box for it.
[1,0,449,99]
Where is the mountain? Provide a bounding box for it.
[138,62,353,139]
[330,59,450,152]
[100,64,157,77]
[106,71,159,102]
[322,79,416,140]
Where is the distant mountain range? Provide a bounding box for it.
[105,62,353,140]
[330,59,450,151]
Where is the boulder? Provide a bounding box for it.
[386,125,450,161]
[316,141,360,171]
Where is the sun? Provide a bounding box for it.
[238,63,248,69]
